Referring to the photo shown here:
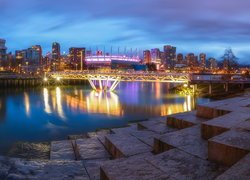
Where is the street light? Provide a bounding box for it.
[75,63,78,71]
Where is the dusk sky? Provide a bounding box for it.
[1,0,250,63]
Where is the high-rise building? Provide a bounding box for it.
[199,53,206,69]
[26,46,41,65]
[15,50,27,65]
[0,39,7,66]
[209,58,217,70]
[69,47,86,69]
[186,53,198,67]
[143,50,151,64]
[163,45,176,68]
[150,48,161,63]
[177,53,184,64]
[52,42,61,62]
[32,45,42,64]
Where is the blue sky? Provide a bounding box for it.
[1,0,250,63]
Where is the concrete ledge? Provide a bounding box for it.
[50,140,76,160]
[215,153,250,180]
[137,120,175,134]
[196,105,230,119]
[76,138,110,160]
[167,111,208,129]
[154,125,208,159]
[201,112,250,139]
[105,134,151,158]
[208,130,250,166]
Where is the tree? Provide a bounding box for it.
[221,48,239,71]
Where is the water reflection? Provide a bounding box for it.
[24,92,30,117]
[43,88,51,114]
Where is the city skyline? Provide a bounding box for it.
[1,0,250,63]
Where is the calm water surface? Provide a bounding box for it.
[0,82,210,154]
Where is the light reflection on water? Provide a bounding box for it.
[0,82,210,154]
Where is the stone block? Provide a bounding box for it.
[50,140,76,160]
[201,112,250,139]
[215,153,250,180]
[154,125,208,159]
[208,130,250,166]
[105,134,151,158]
[76,138,110,160]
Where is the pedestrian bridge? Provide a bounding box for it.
[47,71,190,91]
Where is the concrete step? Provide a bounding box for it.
[154,125,208,159]
[201,112,250,139]
[167,110,208,129]
[100,153,169,180]
[208,129,250,166]
[215,153,250,180]
[87,129,111,145]
[105,133,152,158]
[1,157,89,179]
[100,149,224,180]
[75,137,111,160]
[196,97,249,119]
[146,149,225,180]
[50,140,76,160]
[83,158,109,180]
[137,119,175,134]
[130,130,160,147]
[110,123,138,135]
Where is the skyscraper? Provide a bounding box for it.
[69,47,86,70]
[163,45,176,69]
[186,53,198,67]
[52,42,61,62]
[150,48,161,63]
[143,50,151,64]
[199,53,206,69]
[32,45,42,64]
[0,39,7,66]
[177,53,184,64]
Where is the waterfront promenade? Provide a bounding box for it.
[0,93,249,179]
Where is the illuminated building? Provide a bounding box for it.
[26,46,41,65]
[143,50,151,64]
[199,53,206,69]
[163,45,176,69]
[85,55,141,68]
[0,39,7,66]
[177,53,184,64]
[52,42,60,62]
[150,48,161,63]
[69,47,86,68]
[186,53,198,67]
[209,58,217,70]
[15,50,27,65]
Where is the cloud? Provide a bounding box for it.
[1,0,250,62]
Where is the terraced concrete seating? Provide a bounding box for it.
[137,119,175,134]
[129,130,160,147]
[208,130,250,166]
[201,112,250,139]
[101,149,224,180]
[154,125,208,159]
[0,156,89,179]
[215,153,250,180]
[50,140,76,160]
[100,153,168,180]
[110,124,138,135]
[105,133,152,158]
[167,110,208,129]
[75,137,110,160]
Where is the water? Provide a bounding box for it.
[0,82,210,154]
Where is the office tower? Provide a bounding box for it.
[150,48,161,63]
[177,53,184,64]
[69,47,86,70]
[209,58,217,70]
[52,42,61,62]
[186,53,198,67]
[163,45,176,69]
[0,39,7,66]
[143,50,151,64]
[199,53,206,69]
